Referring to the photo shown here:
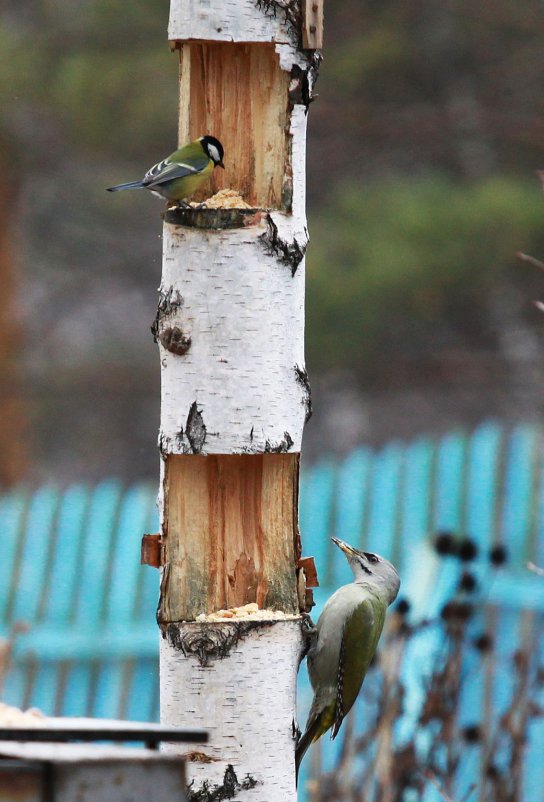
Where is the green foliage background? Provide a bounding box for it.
[308,176,544,376]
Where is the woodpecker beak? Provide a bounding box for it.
[331,537,357,556]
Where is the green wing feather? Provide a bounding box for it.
[331,597,386,739]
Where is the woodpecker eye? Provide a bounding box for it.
[364,552,379,564]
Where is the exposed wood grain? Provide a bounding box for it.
[178,42,290,209]
[160,454,300,622]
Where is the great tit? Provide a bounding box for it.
[106,135,225,202]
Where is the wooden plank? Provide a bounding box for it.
[397,437,433,574]
[178,42,290,209]
[522,613,544,802]
[397,432,467,748]
[332,448,371,587]
[134,491,160,620]
[26,484,89,715]
[500,424,535,567]
[455,423,502,800]
[10,487,59,623]
[428,431,467,615]
[299,460,336,588]
[484,428,535,784]
[42,485,90,624]
[302,0,324,49]
[6,487,59,711]
[434,430,466,533]
[62,481,122,717]
[73,480,123,627]
[0,490,28,622]
[94,485,159,719]
[521,442,544,801]
[107,484,154,624]
[161,454,300,621]
[13,627,158,662]
[365,442,402,559]
[62,663,95,718]
[466,421,502,555]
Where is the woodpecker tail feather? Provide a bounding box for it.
[106,181,144,192]
[295,715,323,784]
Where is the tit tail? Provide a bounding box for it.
[106,181,144,192]
[295,715,325,785]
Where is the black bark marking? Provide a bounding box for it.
[265,431,294,453]
[185,402,206,454]
[163,620,277,667]
[260,215,307,276]
[255,0,301,43]
[151,287,184,343]
[159,326,191,356]
[294,364,312,422]
[188,764,258,801]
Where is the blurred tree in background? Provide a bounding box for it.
[1,0,544,481]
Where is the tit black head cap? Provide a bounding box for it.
[201,135,225,167]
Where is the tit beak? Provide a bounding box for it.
[331,537,357,556]
[217,161,225,169]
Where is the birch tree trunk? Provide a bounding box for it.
[157,3,322,799]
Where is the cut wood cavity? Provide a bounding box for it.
[177,42,291,210]
[158,454,300,622]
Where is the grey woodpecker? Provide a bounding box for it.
[296,537,400,777]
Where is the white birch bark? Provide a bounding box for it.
[168,0,294,45]
[161,621,302,801]
[159,211,307,455]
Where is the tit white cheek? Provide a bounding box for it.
[207,144,220,163]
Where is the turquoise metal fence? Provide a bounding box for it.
[1,421,544,798]
[0,480,160,720]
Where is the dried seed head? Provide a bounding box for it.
[473,633,494,653]
[489,544,508,566]
[459,571,478,593]
[462,724,481,743]
[458,538,478,562]
[434,531,457,556]
[396,598,411,616]
[440,600,474,623]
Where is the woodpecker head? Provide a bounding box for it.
[332,537,400,604]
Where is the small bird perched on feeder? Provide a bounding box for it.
[296,537,400,777]
[106,135,225,204]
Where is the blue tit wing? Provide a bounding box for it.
[331,597,386,739]
[142,154,210,188]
